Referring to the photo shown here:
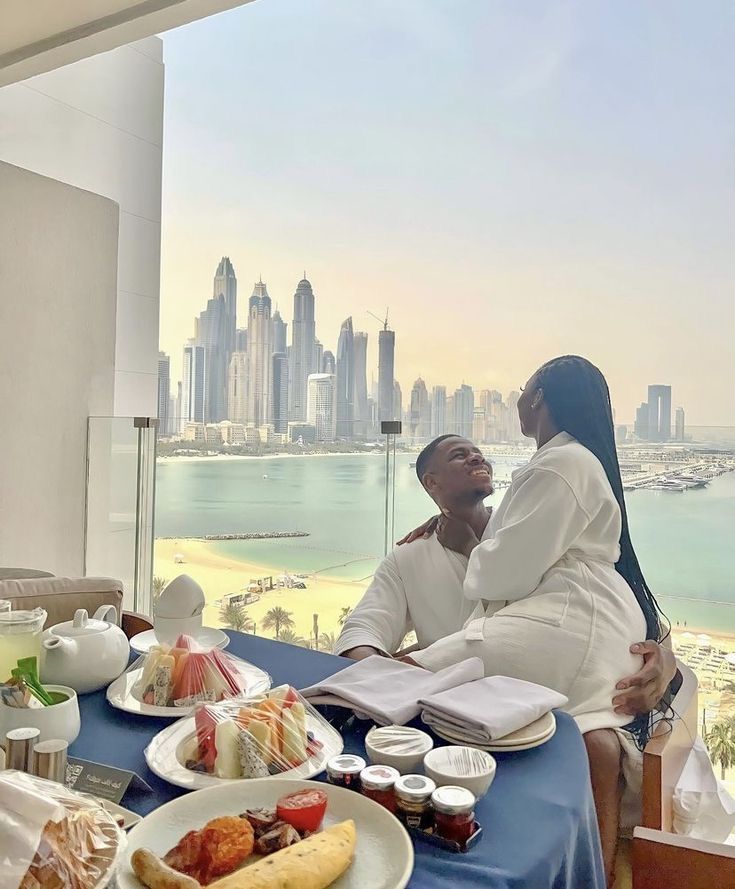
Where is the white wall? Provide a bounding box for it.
[0,161,119,574]
[0,37,164,416]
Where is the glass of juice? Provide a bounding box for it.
[0,608,47,683]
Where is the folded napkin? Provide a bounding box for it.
[300,655,484,726]
[420,675,568,743]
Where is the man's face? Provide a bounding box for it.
[422,437,493,507]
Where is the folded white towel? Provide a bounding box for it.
[420,675,568,743]
[300,655,484,726]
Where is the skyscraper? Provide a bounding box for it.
[431,386,447,437]
[453,385,474,439]
[227,351,248,423]
[472,407,486,443]
[289,277,316,422]
[675,407,685,441]
[335,317,355,439]
[409,378,431,441]
[378,328,396,422]
[272,353,289,434]
[307,373,337,442]
[272,309,287,355]
[322,350,336,375]
[246,280,273,426]
[647,385,672,441]
[353,331,369,439]
[506,390,522,441]
[235,328,248,352]
[393,381,403,426]
[182,342,206,424]
[157,351,170,435]
[634,402,650,440]
[195,258,238,422]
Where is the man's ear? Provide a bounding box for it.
[423,472,437,496]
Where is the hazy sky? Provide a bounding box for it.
[160,0,734,425]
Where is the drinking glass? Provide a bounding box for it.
[0,608,47,683]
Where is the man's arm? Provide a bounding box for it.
[612,639,678,717]
[336,552,412,659]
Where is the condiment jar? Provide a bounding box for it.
[360,764,400,812]
[431,785,476,845]
[394,774,436,829]
[326,754,366,791]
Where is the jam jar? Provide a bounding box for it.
[326,754,366,791]
[394,774,436,830]
[431,785,476,846]
[360,764,400,813]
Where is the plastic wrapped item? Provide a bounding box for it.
[178,685,342,780]
[0,769,125,889]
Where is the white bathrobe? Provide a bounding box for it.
[335,521,494,656]
[413,431,646,733]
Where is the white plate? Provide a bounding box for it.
[106,660,272,718]
[129,627,229,655]
[145,710,344,788]
[117,778,414,889]
[433,712,557,753]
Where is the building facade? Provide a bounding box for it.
[335,317,355,439]
[289,277,316,422]
[246,281,273,427]
[272,352,289,434]
[307,373,337,442]
[378,328,396,422]
[181,342,206,426]
[157,351,170,435]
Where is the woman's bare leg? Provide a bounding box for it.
[584,729,623,887]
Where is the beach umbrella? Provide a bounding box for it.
[681,632,695,640]
[725,654,735,666]
[698,634,712,645]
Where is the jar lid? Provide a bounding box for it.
[431,785,476,815]
[360,764,399,791]
[394,774,436,802]
[327,754,366,776]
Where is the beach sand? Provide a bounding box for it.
[154,538,369,645]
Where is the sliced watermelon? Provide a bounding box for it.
[194,705,218,772]
[173,651,207,700]
[175,634,195,650]
[210,648,244,696]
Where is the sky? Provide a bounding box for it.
[159,0,734,425]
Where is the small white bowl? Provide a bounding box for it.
[0,685,81,745]
[423,745,496,799]
[365,725,434,773]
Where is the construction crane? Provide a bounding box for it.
[367,308,389,330]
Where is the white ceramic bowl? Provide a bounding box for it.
[155,575,205,619]
[0,685,81,745]
[365,725,434,774]
[423,745,496,799]
[153,614,203,645]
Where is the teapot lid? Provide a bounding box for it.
[50,608,118,637]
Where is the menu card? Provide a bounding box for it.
[65,756,152,804]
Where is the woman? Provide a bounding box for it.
[403,355,667,882]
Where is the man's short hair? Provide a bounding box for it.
[415,434,457,484]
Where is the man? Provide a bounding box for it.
[337,434,675,717]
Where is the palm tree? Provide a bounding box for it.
[318,632,337,654]
[706,718,735,779]
[338,606,352,627]
[152,576,168,600]
[261,606,295,640]
[220,602,253,633]
[278,628,310,648]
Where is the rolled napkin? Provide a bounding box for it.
[420,675,568,743]
[673,736,735,843]
[300,655,484,726]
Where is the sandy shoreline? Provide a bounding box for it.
[157,451,386,464]
[154,538,369,644]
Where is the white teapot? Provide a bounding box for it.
[40,606,130,694]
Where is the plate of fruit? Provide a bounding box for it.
[106,634,271,718]
[145,685,344,788]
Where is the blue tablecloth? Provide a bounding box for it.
[72,632,605,889]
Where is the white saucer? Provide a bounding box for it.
[432,712,556,753]
[130,627,229,655]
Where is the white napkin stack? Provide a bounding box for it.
[673,736,735,843]
[300,656,484,725]
[420,675,568,743]
[0,771,65,889]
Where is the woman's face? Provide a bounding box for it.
[516,371,540,438]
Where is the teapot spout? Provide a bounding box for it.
[42,635,76,658]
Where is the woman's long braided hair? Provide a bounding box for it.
[535,355,670,746]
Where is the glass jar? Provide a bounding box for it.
[0,608,46,685]
[394,774,436,830]
[326,754,366,791]
[431,785,476,846]
[360,764,399,813]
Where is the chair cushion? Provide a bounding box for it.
[0,577,124,627]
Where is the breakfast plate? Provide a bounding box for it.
[145,706,344,788]
[106,657,271,718]
[129,627,229,655]
[432,711,556,753]
[117,778,414,889]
